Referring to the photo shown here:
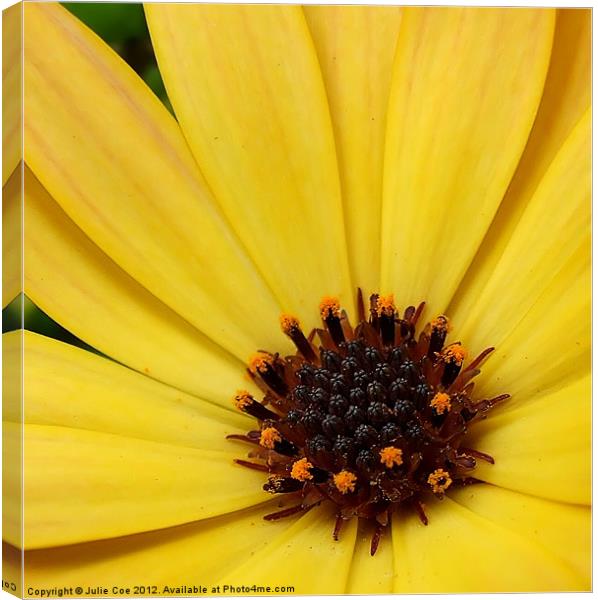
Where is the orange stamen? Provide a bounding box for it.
[319,296,341,319]
[248,352,273,374]
[441,343,467,366]
[430,392,451,415]
[376,294,396,317]
[333,470,357,494]
[427,468,452,494]
[279,313,300,335]
[233,389,253,410]
[379,446,403,468]
[290,458,313,481]
[259,427,281,449]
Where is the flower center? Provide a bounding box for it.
[230,291,508,555]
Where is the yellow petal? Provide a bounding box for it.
[3,4,22,185]
[24,3,281,360]
[304,6,402,294]
[466,374,590,505]
[8,502,299,593]
[3,422,22,551]
[450,485,590,586]
[449,10,590,320]
[218,503,357,594]
[2,334,23,554]
[23,168,260,408]
[3,166,22,307]
[5,330,250,450]
[521,10,591,185]
[12,423,268,549]
[145,5,353,321]
[473,241,589,404]
[2,330,22,426]
[392,497,582,592]
[381,8,555,314]
[346,521,394,593]
[454,109,591,354]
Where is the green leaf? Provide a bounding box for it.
[62,3,147,44]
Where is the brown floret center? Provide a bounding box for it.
[230,290,508,555]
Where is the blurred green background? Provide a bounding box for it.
[3,3,166,349]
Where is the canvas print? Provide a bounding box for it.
[2,2,591,596]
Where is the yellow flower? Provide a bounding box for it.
[3,2,590,594]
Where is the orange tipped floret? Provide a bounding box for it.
[290,458,313,481]
[319,296,341,319]
[279,313,300,335]
[248,352,273,374]
[233,389,253,411]
[427,468,452,494]
[431,314,450,332]
[333,470,357,494]
[441,343,467,366]
[259,427,281,449]
[376,294,396,317]
[280,313,317,362]
[430,392,452,415]
[379,446,403,468]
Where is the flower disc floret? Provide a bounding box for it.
[319,296,341,319]
[430,392,452,415]
[379,446,404,468]
[291,458,314,482]
[333,470,357,494]
[376,294,396,317]
[428,468,453,494]
[260,427,282,449]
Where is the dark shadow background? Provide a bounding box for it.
[3,3,169,352]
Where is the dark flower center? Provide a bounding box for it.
[229,290,508,555]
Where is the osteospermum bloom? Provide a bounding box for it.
[3,3,590,594]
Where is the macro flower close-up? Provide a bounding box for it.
[2,2,590,595]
